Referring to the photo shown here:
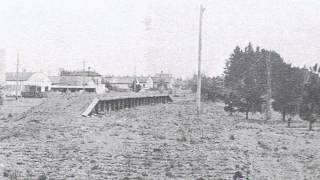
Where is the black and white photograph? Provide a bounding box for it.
[0,0,320,179]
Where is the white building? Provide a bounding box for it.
[5,72,51,96]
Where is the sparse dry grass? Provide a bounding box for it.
[0,92,319,179]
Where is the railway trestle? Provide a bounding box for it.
[82,95,173,117]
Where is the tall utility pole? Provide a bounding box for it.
[15,50,20,100]
[265,51,272,120]
[196,5,205,116]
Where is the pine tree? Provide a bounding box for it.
[224,43,266,119]
[272,65,304,122]
[299,64,320,130]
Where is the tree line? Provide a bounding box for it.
[224,43,320,130]
[189,43,320,130]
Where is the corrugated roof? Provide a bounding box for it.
[6,72,35,81]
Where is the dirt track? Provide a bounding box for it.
[0,94,320,179]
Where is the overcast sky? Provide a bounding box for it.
[1,0,320,78]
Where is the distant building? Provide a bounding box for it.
[173,78,184,90]
[5,72,51,96]
[103,72,176,91]
[50,70,105,94]
[48,76,60,85]
[104,76,154,90]
[152,71,175,89]
[136,76,153,89]
[60,70,102,85]
[154,72,173,78]
[106,76,135,90]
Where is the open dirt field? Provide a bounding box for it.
[1,98,44,117]
[0,93,320,179]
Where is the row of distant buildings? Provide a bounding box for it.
[104,72,174,90]
[3,70,176,97]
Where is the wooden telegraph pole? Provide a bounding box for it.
[265,51,272,120]
[197,5,205,116]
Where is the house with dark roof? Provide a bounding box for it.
[5,72,51,96]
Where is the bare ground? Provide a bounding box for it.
[0,98,44,117]
[0,94,320,180]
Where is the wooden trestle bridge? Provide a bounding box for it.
[82,95,173,117]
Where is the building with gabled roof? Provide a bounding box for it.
[5,72,51,96]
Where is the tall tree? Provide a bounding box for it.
[272,65,305,121]
[299,64,320,130]
[224,43,266,119]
